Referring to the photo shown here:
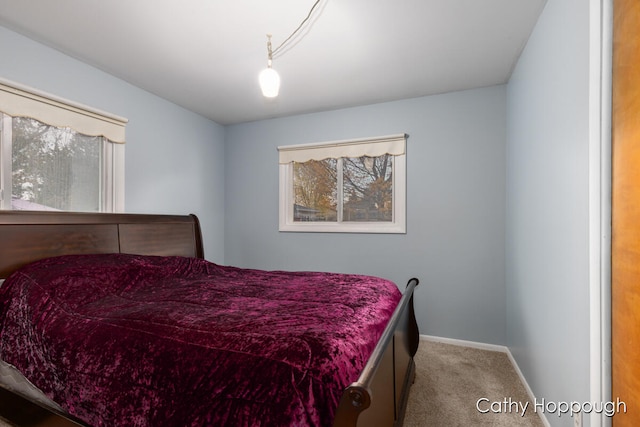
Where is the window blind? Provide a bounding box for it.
[0,78,127,143]
[278,133,406,164]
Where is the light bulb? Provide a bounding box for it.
[259,66,280,98]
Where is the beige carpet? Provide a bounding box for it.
[403,340,546,427]
[0,340,545,427]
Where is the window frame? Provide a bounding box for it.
[0,78,126,213]
[278,134,407,234]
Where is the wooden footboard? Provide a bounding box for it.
[333,278,420,427]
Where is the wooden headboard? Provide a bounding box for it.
[0,211,204,280]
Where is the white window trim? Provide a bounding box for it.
[0,114,11,210]
[102,140,126,213]
[0,78,127,143]
[278,134,407,234]
[0,78,126,213]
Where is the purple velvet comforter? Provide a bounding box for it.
[0,254,401,427]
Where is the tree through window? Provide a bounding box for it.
[343,155,393,222]
[0,79,127,212]
[279,134,406,233]
[11,117,102,211]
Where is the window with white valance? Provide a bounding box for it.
[278,134,406,164]
[278,134,407,233]
[0,78,127,212]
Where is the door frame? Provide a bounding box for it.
[589,0,612,426]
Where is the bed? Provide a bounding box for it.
[0,211,419,427]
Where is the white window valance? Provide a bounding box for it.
[0,78,127,143]
[278,133,406,164]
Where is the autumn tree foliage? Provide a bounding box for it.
[293,154,393,222]
[293,158,337,221]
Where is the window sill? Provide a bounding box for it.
[279,222,406,234]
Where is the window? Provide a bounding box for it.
[0,79,126,212]
[278,134,407,233]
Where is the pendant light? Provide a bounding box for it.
[258,0,323,98]
[259,35,280,98]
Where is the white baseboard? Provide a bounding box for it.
[421,334,507,353]
[421,335,551,427]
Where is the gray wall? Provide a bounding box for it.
[506,0,591,425]
[225,86,507,345]
[0,25,226,262]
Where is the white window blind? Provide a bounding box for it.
[0,78,127,143]
[278,133,406,164]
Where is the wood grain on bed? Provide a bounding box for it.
[0,211,204,279]
[0,385,87,426]
[0,210,418,427]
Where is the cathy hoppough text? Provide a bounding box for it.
[476,397,627,418]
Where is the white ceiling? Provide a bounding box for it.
[0,0,546,125]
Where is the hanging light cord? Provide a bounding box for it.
[271,0,322,59]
